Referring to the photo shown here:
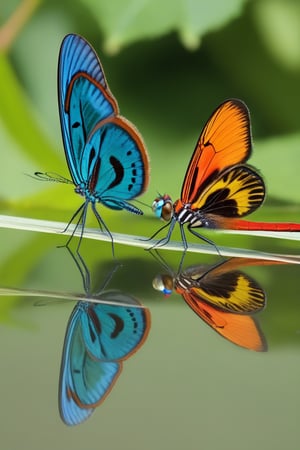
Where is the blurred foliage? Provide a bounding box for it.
[1,0,300,210]
[83,0,247,53]
[0,0,300,212]
[1,0,300,347]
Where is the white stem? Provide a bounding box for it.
[0,213,300,263]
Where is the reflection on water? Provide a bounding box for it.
[53,248,151,426]
[2,233,300,447]
[59,291,150,426]
[153,256,275,351]
[0,244,152,427]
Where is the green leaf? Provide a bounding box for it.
[83,0,247,53]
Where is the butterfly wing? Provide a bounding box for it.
[81,292,151,361]
[180,290,267,351]
[58,33,112,93]
[59,303,121,426]
[59,295,150,425]
[178,260,266,313]
[82,116,149,209]
[187,165,265,224]
[181,99,252,204]
[58,33,149,204]
[58,34,118,186]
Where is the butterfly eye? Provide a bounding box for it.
[161,200,173,222]
[152,194,173,221]
[152,274,174,296]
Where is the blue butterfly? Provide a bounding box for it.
[56,33,149,250]
[59,292,151,426]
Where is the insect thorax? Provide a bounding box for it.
[175,275,192,291]
[173,200,211,228]
[75,183,97,203]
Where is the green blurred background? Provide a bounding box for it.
[1,2,300,449]
[1,0,300,219]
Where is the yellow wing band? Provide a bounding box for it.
[191,164,265,217]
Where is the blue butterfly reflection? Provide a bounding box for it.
[59,292,151,425]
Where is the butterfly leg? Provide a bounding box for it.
[66,244,120,295]
[146,220,176,250]
[187,225,221,256]
[179,223,188,251]
[141,220,171,242]
[91,202,116,257]
[65,245,91,294]
[61,202,85,234]
[149,248,186,278]
[73,200,90,257]
[94,262,122,295]
[58,202,86,249]
[149,249,174,273]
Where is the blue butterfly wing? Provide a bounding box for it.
[58,34,118,186]
[59,303,121,426]
[59,34,108,90]
[58,33,149,207]
[82,117,149,209]
[81,292,151,361]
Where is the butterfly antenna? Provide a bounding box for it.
[134,198,152,210]
[25,171,73,183]
[91,203,116,258]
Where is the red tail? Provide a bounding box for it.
[229,219,300,232]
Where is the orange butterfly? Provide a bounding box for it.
[152,99,300,249]
[153,257,268,351]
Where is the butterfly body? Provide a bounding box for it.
[59,293,150,426]
[156,260,266,314]
[222,218,300,232]
[151,99,300,249]
[56,34,149,248]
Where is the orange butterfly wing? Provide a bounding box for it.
[181,291,266,351]
[178,259,266,314]
[181,99,251,204]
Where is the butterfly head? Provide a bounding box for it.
[152,273,174,296]
[152,194,174,221]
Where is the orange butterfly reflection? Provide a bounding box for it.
[153,257,272,352]
[151,99,300,249]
